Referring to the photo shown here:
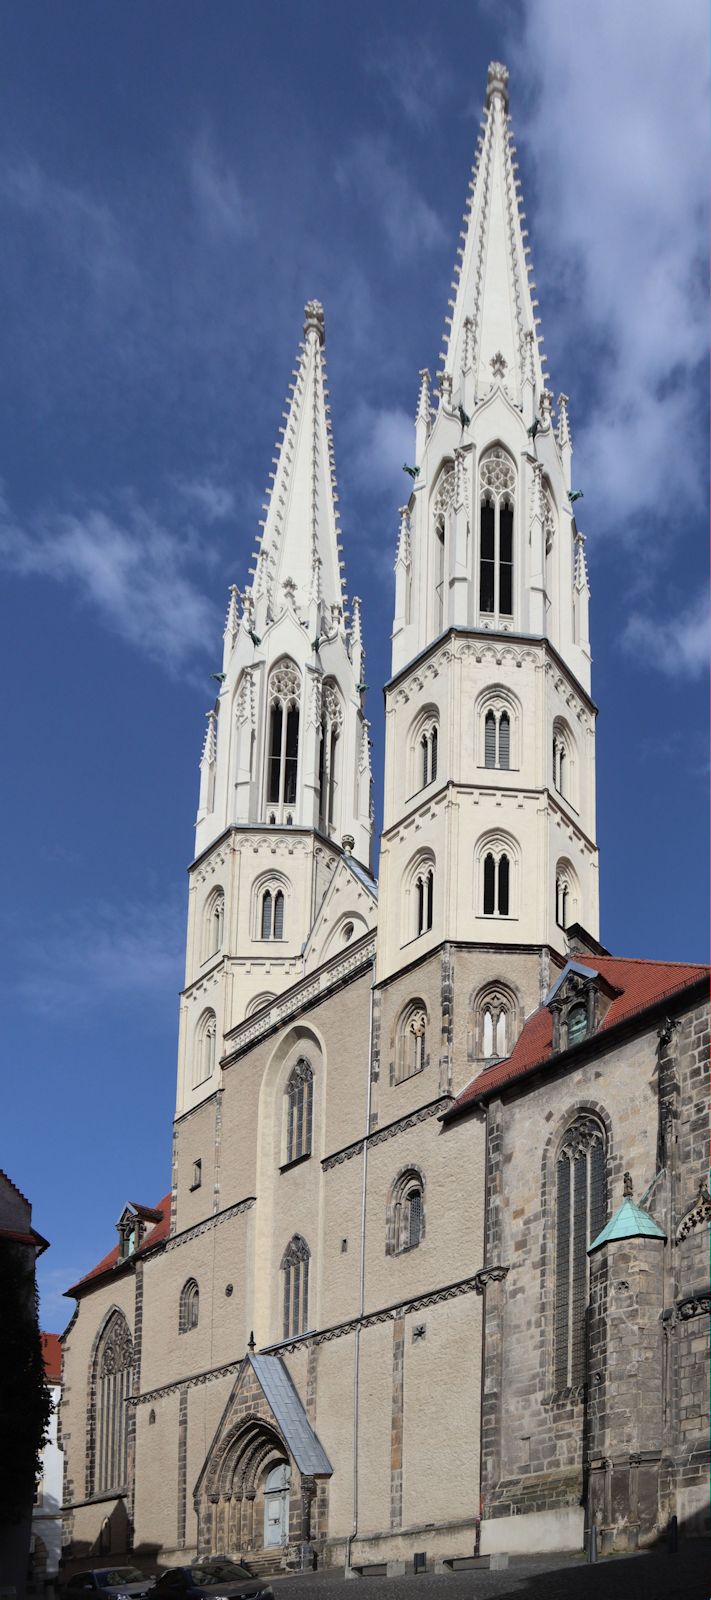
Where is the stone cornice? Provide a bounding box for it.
[385,626,597,715]
[161,1196,255,1255]
[322,1096,452,1171]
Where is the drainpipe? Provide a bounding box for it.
[346,958,376,1576]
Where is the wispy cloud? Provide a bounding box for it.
[511,1,709,534]
[0,483,219,675]
[0,156,133,299]
[176,476,236,523]
[623,594,709,679]
[8,892,185,1018]
[188,130,251,241]
[345,400,413,495]
[366,39,453,131]
[337,136,444,259]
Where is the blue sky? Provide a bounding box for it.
[1,2,707,1329]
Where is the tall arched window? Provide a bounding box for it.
[416,866,434,936]
[474,983,517,1060]
[260,887,285,941]
[555,860,578,931]
[282,1235,310,1338]
[395,1001,428,1083]
[420,723,438,788]
[266,661,301,819]
[483,851,509,916]
[203,889,224,961]
[484,710,510,770]
[479,448,515,622]
[285,1059,313,1164]
[387,1168,426,1255]
[432,466,454,635]
[194,1010,217,1086]
[554,1116,606,1389]
[318,681,343,831]
[179,1278,199,1333]
[94,1312,133,1493]
[552,719,576,805]
[410,708,440,797]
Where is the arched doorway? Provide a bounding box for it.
[263,1461,291,1548]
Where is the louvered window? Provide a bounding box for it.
[485,712,497,768]
[261,890,272,940]
[430,727,438,782]
[273,890,284,940]
[554,1119,606,1389]
[499,713,510,769]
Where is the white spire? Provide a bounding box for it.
[249,299,346,633]
[438,61,548,407]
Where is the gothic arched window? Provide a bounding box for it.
[552,719,576,806]
[409,708,440,797]
[479,448,515,623]
[260,886,285,941]
[416,866,434,936]
[282,1235,310,1338]
[318,681,343,832]
[474,983,517,1060]
[555,859,578,932]
[483,851,509,916]
[387,1168,426,1256]
[395,1001,428,1083]
[194,1009,217,1087]
[94,1312,133,1493]
[554,1115,606,1389]
[266,661,301,818]
[179,1278,199,1333]
[203,888,224,961]
[285,1059,313,1164]
[432,466,454,635]
[420,723,438,789]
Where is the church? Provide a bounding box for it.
[59,62,710,1570]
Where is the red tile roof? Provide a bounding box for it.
[447,956,709,1118]
[41,1332,62,1384]
[66,1192,171,1297]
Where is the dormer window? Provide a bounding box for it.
[545,960,618,1054]
[117,1213,143,1262]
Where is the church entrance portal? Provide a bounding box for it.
[263,1462,291,1547]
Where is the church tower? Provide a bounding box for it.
[378,61,598,985]
[176,300,373,1115]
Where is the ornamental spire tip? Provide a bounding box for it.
[304,299,325,345]
[486,61,510,111]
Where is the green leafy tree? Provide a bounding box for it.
[0,1243,52,1522]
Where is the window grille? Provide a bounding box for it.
[406,1188,422,1249]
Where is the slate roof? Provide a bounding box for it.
[589,1196,667,1256]
[66,1192,171,1296]
[250,1354,332,1475]
[41,1331,62,1383]
[445,956,708,1118]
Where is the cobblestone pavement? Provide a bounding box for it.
[269,1543,709,1600]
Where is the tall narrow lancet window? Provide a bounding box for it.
[435,518,445,633]
[94,1313,133,1493]
[265,661,301,820]
[484,711,497,768]
[285,1059,313,1164]
[432,466,454,636]
[261,887,285,941]
[387,1169,426,1255]
[554,1117,606,1389]
[498,713,510,769]
[418,718,439,790]
[282,1235,310,1338]
[318,682,343,832]
[482,846,511,917]
[414,865,434,936]
[194,1010,217,1086]
[204,889,224,961]
[479,448,516,624]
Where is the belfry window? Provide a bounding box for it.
[266,662,301,818]
[415,866,434,936]
[318,681,343,832]
[484,710,510,770]
[203,889,224,961]
[420,723,438,789]
[282,1235,310,1338]
[261,888,285,941]
[285,1059,313,1164]
[396,1002,428,1083]
[483,852,510,916]
[479,448,516,623]
[194,1010,217,1086]
[554,1116,606,1389]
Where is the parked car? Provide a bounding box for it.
[152,1560,274,1600]
[62,1570,154,1600]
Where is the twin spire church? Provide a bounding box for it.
[60,64,709,1570]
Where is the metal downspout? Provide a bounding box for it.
[346,958,376,1575]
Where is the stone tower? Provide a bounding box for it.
[176,300,373,1115]
[378,60,598,985]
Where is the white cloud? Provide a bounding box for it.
[0,484,218,675]
[9,892,185,1018]
[623,594,709,679]
[176,477,236,522]
[511,2,709,532]
[367,39,452,131]
[0,157,132,298]
[338,136,443,259]
[346,401,414,495]
[189,131,251,241]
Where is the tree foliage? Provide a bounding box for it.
[0,1243,52,1523]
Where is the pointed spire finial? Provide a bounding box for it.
[416,368,431,424]
[395,505,412,570]
[557,393,572,450]
[351,593,363,646]
[201,708,217,767]
[224,583,239,637]
[485,61,509,111]
[304,299,325,346]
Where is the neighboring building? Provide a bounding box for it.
[31,1335,64,1586]
[59,61,710,1573]
[0,1171,50,1600]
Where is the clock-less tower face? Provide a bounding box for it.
[380,59,597,987]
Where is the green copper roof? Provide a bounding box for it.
[588,1197,667,1255]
